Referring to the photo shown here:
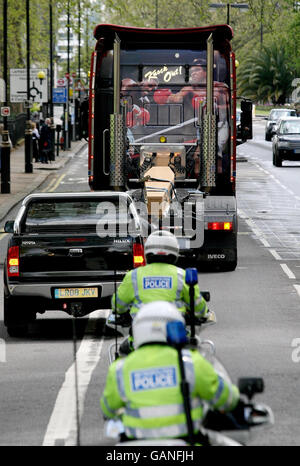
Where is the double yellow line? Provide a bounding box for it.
[0,174,66,242]
[41,173,66,193]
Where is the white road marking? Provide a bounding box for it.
[269,249,282,260]
[254,162,297,199]
[238,167,300,262]
[280,264,296,280]
[293,284,300,297]
[238,208,271,247]
[61,179,87,185]
[62,177,87,182]
[42,309,109,446]
[259,237,271,247]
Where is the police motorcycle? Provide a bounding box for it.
[104,268,274,446]
[105,372,274,447]
[105,286,216,365]
[105,263,216,364]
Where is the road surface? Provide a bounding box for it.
[0,126,300,446]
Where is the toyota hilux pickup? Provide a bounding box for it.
[3,192,145,336]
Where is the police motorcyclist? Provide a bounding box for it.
[100,302,242,444]
[112,230,208,320]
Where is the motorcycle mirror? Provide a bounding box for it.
[167,321,188,346]
[185,268,198,286]
[201,291,210,302]
[238,377,264,400]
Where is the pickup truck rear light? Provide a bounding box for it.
[133,243,145,268]
[7,246,20,277]
[207,222,233,231]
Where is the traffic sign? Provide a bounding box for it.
[10,69,48,103]
[1,106,10,117]
[57,78,67,87]
[53,87,67,104]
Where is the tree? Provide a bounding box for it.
[277,4,300,78]
[237,44,294,104]
[0,0,102,116]
[1,0,299,110]
[103,0,212,28]
[0,0,101,76]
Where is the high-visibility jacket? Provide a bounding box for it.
[112,262,208,318]
[100,344,239,440]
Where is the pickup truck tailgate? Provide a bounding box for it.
[18,235,134,275]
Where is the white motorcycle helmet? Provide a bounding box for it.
[144,230,179,264]
[132,301,185,349]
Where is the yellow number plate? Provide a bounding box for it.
[54,287,98,299]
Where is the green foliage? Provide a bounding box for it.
[103,0,212,28]
[279,11,300,77]
[0,0,101,75]
[1,0,299,106]
[237,44,294,104]
[101,0,299,104]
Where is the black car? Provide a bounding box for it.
[272,117,300,167]
[265,108,297,141]
[3,192,144,336]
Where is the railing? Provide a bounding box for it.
[0,113,27,147]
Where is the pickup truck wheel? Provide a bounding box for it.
[4,295,34,337]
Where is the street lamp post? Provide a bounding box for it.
[210,2,249,25]
[1,0,11,193]
[25,0,33,174]
[49,0,55,160]
[66,0,71,149]
[75,0,81,141]
[78,0,81,79]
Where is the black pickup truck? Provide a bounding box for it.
[3,192,145,336]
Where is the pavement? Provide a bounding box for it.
[0,139,88,222]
